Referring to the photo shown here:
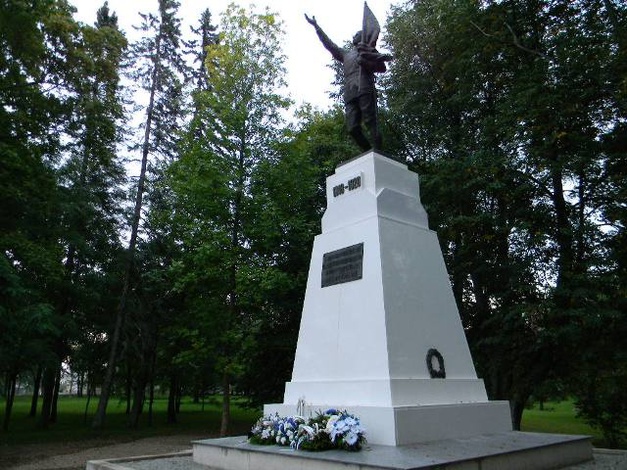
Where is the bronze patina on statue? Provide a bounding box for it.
[305,2,392,151]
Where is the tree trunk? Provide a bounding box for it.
[50,366,61,423]
[3,372,17,431]
[92,28,163,432]
[220,371,230,437]
[147,346,157,426]
[550,163,574,302]
[147,379,155,427]
[218,130,245,438]
[92,295,126,430]
[175,385,182,414]
[84,383,92,424]
[29,366,42,417]
[167,374,178,424]
[40,366,57,429]
[128,380,146,429]
[76,372,82,397]
[125,367,132,415]
[509,393,528,431]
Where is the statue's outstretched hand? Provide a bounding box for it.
[304,14,318,27]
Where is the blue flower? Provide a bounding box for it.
[250,409,365,451]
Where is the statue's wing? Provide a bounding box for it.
[362,2,380,48]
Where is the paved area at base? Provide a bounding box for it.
[86,436,627,470]
[87,449,627,470]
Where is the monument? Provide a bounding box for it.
[88,5,594,469]
[264,151,513,445]
[192,4,592,469]
[88,153,594,469]
[191,151,592,470]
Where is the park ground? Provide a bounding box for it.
[0,396,625,469]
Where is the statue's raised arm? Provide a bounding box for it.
[304,13,317,27]
[305,3,392,151]
[305,13,344,62]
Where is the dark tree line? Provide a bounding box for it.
[1,0,127,431]
[1,0,625,447]
[385,0,626,445]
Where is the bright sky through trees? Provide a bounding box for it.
[70,0,396,110]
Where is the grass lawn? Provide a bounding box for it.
[521,399,616,448]
[0,394,260,446]
[2,396,623,450]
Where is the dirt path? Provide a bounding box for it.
[0,434,206,470]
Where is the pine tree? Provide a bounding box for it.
[0,0,125,430]
[92,0,188,430]
[35,1,129,429]
[186,8,219,92]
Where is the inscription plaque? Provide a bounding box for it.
[332,173,363,198]
[321,243,364,288]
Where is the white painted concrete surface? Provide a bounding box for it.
[265,152,512,445]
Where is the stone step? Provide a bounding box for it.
[190,431,592,470]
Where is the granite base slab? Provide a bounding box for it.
[191,431,592,470]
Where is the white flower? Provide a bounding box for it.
[300,424,314,437]
[325,415,339,433]
[345,431,358,446]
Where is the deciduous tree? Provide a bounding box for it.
[168,4,289,435]
[385,0,626,429]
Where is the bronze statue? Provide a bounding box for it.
[305,4,392,151]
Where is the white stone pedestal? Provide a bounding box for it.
[265,151,512,445]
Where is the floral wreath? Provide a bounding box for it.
[426,348,446,378]
[249,409,366,452]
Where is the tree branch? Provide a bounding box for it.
[504,22,547,59]
[470,20,547,60]
[470,20,496,39]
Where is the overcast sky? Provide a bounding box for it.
[70,0,397,110]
